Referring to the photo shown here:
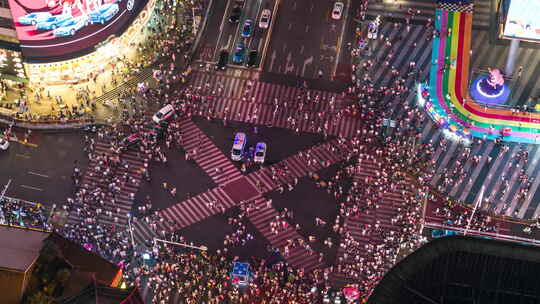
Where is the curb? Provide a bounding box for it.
[0,0,210,131]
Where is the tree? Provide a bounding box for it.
[56,268,71,284]
[25,291,54,304]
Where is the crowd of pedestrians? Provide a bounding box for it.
[3,1,534,303]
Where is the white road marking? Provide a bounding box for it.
[333,0,351,79]
[213,0,234,60]
[285,52,295,74]
[301,56,314,77]
[269,50,277,72]
[21,185,43,191]
[28,171,49,178]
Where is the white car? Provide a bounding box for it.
[152,104,175,123]
[231,132,247,161]
[331,2,344,20]
[254,142,267,163]
[259,9,271,29]
[368,18,380,39]
[0,137,9,150]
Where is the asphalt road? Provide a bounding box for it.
[263,0,351,81]
[134,145,216,215]
[194,0,228,62]
[0,131,86,206]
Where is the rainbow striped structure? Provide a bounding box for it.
[419,7,540,144]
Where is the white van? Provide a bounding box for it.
[152,104,175,123]
[231,132,246,161]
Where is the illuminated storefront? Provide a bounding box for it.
[0,48,25,79]
[23,0,156,85]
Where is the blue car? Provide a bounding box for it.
[241,19,253,38]
[36,15,72,31]
[18,12,52,25]
[53,16,88,37]
[89,3,119,24]
[233,42,245,64]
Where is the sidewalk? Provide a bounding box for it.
[0,0,205,129]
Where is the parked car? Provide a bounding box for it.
[331,2,344,20]
[152,104,175,123]
[231,132,246,161]
[0,137,9,151]
[241,19,253,38]
[259,9,271,29]
[229,6,242,24]
[89,3,119,24]
[18,12,52,25]
[53,15,88,36]
[254,142,266,163]
[36,14,72,30]
[216,50,229,70]
[246,50,258,68]
[233,42,246,64]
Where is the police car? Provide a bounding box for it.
[254,142,267,163]
[231,132,246,161]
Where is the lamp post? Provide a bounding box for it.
[153,238,208,251]
[464,185,484,236]
[127,213,136,249]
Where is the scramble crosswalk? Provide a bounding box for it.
[129,18,540,263]
[132,138,349,247]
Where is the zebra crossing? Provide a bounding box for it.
[69,142,145,227]
[364,0,491,29]
[178,118,243,184]
[244,138,347,191]
[131,186,236,246]
[331,158,417,286]
[187,71,365,137]
[159,186,236,230]
[246,196,322,272]
[190,70,342,113]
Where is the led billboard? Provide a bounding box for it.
[8,0,148,61]
[503,0,540,42]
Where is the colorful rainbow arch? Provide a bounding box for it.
[420,8,540,144]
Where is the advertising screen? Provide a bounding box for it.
[8,0,148,61]
[503,0,540,42]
